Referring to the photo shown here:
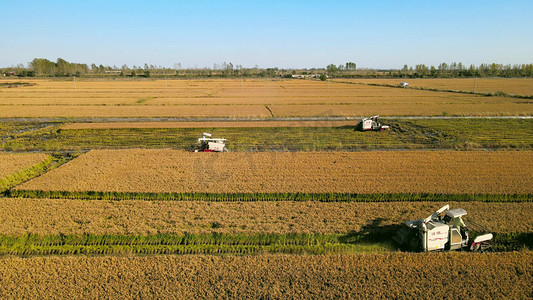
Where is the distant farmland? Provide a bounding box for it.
[337,78,533,96]
[0,78,531,117]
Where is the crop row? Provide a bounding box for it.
[8,189,533,203]
[0,252,531,298]
[0,232,529,256]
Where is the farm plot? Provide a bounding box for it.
[62,120,357,129]
[1,78,531,117]
[338,78,533,96]
[0,253,530,299]
[0,153,49,179]
[3,118,528,152]
[0,105,270,118]
[268,102,530,117]
[15,150,533,194]
[0,198,530,235]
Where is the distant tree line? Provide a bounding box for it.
[1,58,532,78]
[394,62,533,78]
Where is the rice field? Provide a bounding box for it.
[338,78,533,96]
[15,149,533,194]
[0,198,530,235]
[0,153,49,179]
[0,253,530,299]
[0,78,531,117]
[62,120,356,129]
[1,77,532,297]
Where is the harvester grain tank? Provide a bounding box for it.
[356,115,389,131]
[193,132,227,152]
[393,205,493,252]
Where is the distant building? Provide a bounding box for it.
[292,74,321,79]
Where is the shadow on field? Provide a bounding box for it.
[340,218,533,252]
[338,218,402,249]
[332,125,357,131]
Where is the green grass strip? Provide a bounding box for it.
[0,232,528,257]
[0,154,76,194]
[0,156,55,192]
[0,233,394,256]
[7,190,532,202]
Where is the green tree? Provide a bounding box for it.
[345,62,356,71]
[326,64,338,76]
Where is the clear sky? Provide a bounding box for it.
[1,0,532,69]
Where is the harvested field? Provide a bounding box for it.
[0,153,49,179]
[16,149,533,194]
[338,78,533,96]
[0,198,530,235]
[0,79,531,117]
[62,120,356,129]
[0,253,530,299]
[3,119,532,152]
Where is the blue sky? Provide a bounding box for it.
[1,0,532,69]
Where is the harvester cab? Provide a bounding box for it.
[193,132,228,152]
[356,115,389,131]
[392,205,493,252]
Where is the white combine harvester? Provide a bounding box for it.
[193,132,227,152]
[393,205,493,252]
[356,115,389,131]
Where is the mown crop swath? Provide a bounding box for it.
[0,232,396,256]
[3,119,532,152]
[8,190,533,203]
[0,231,528,256]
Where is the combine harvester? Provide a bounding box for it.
[192,132,228,152]
[356,115,389,131]
[393,205,493,252]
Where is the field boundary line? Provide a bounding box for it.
[6,190,532,202]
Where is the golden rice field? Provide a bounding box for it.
[0,198,529,235]
[16,149,533,194]
[0,104,270,118]
[0,253,530,299]
[338,78,533,96]
[0,153,49,179]
[62,120,355,129]
[0,78,531,117]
